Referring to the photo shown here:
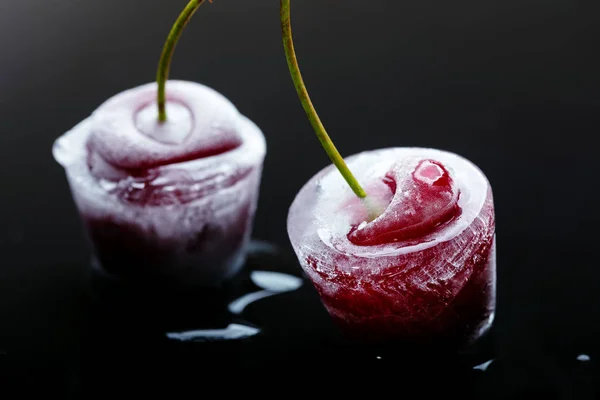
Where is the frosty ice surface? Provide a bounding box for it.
[288,148,495,347]
[53,81,266,287]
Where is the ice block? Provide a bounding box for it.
[53,81,266,287]
[288,148,495,348]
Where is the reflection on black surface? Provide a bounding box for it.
[164,268,303,342]
[228,271,303,315]
[167,323,261,342]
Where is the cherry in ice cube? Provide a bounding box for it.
[53,81,266,287]
[288,148,496,348]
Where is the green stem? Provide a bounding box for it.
[280,0,367,199]
[157,0,211,122]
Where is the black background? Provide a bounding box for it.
[1,0,599,398]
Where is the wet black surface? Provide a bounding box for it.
[1,0,600,398]
[1,241,598,398]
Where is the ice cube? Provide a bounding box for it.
[288,147,496,346]
[52,80,266,287]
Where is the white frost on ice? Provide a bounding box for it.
[135,101,193,145]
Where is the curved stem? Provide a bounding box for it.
[280,0,367,199]
[157,0,211,122]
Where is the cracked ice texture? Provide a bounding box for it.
[288,148,495,347]
[53,81,266,286]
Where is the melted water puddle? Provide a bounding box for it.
[228,271,303,315]
[166,270,303,342]
[473,359,494,371]
[577,354,591,362]
[167,324,260,342]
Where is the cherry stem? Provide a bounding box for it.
[157,0,212,123]
[280,0,367,199]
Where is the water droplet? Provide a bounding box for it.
[473,359,494,371]
[251,271,303,292]
[135,102,193,145]
[577,354,591,362]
